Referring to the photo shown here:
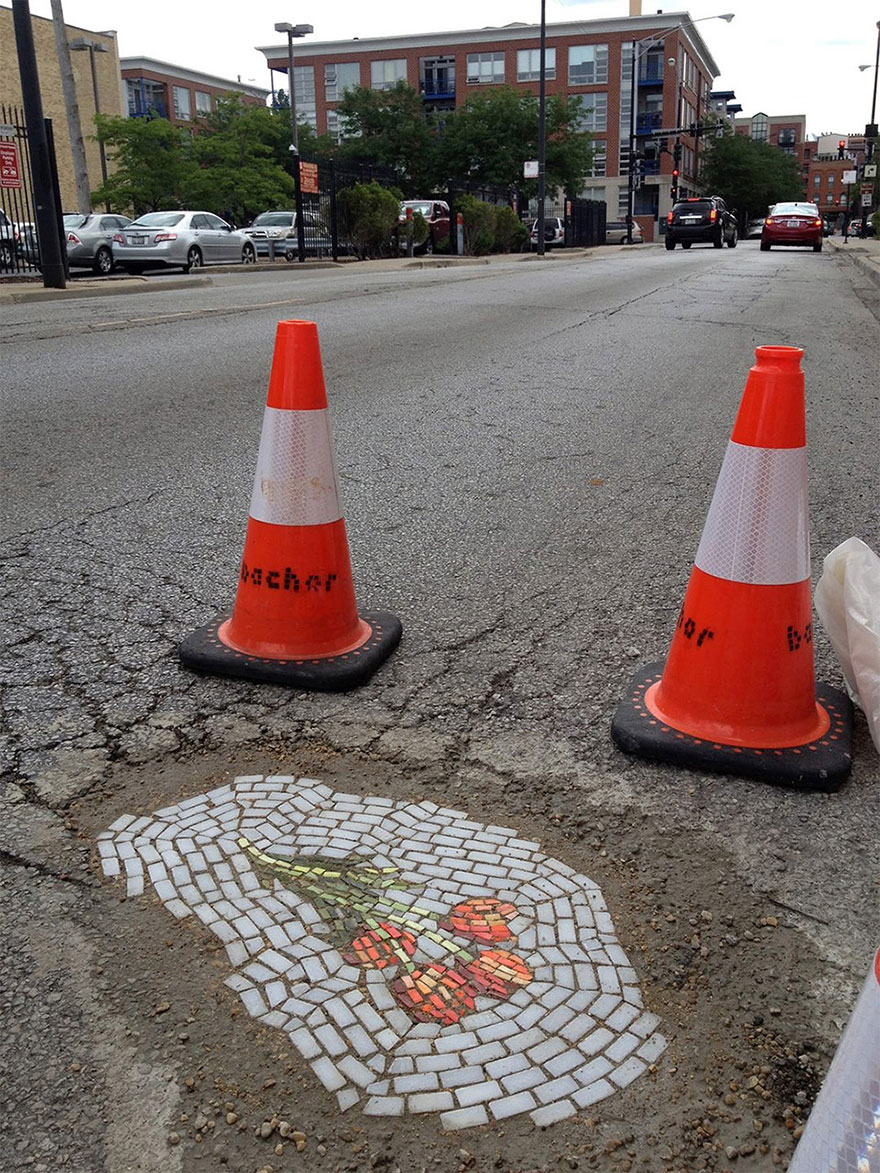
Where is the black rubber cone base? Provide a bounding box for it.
[611,662,853,792]
[179,610,402,692]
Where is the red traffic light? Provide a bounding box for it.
[672,168,679,179]
[838,140,846,148]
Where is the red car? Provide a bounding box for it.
[760,202,823,252]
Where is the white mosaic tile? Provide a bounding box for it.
[100,775,665,1128]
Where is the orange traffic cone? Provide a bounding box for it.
[179,320,401,690]
[611,345,852,790]
[788,947,880,1172]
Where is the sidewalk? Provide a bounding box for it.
[826,232,880,291]
[0,246,613,305]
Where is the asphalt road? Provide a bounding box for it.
[2,242,879,1173]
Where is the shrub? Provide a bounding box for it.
[456,194,496,255]
[337,181,402,259]
[493,206,528,253]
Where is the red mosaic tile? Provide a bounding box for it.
[437,897,519,945]
[342,922,417,970]
[391,965,477,1025]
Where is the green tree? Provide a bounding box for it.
[91,114,196,214]
[335,82,439,194]
[185,96,294,224]
[698,131,804,223]
[438,88,594,196]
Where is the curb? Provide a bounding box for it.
[825,236,880,292]
[0,274,213,304]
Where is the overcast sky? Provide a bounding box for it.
[24,0,880,139]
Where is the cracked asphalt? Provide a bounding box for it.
[2,243,879,1172]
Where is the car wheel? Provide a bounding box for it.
[760,241,770,251]
[92,246,114,275]
[242,244,256,265]
[423,236,434,255]
[813,242,822,252]
[713,230,724,249]
[681,242,692,249]
[665,237,675,250]
[727,229,737,249]
[184,246,202,273]
[0,242,14,269]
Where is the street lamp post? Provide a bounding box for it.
[626,14,734,245]
[536,0,547,257]
[858,21,880,237]
[274,21,313,155]
[69,37,109,193]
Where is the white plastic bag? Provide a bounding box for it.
[814,537,880,754]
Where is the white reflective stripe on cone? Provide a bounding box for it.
[694,440,810,585]
[249,407,343,527]
[788,949,880,1173]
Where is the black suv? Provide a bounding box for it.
[665,196,737,250]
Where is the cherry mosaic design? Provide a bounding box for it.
[97,776,666,1129]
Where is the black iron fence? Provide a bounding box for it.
[566,198,606,247]
[0,104,42,274]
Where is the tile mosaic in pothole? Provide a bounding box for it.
[97,775,666,1129]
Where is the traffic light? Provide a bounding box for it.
[838,139,846,160]
[670,167,679,202]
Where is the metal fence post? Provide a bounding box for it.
[293,157,306,263]
[329,158,338,262]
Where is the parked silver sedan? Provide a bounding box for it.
[112,211,257,273]
[64,212,132,274]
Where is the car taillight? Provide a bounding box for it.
[67,232,80,244]
[765,218,773,226]
[709,209,717,223]
[813,219,822,227]
[666,211,673,224]
[153,233,177,242]
[112,233,124,243]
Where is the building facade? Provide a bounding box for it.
[120,58,269,127]
[0,3,122,210]
[805,133,868,222]
[733,112,809,183]
[256,13,726,239]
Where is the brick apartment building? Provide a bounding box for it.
[805,132,868,223]
[120,58,269,126]
[257,11,727,239]
[0,3,122,210]
[733,112,809,181]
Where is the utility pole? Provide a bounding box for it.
[50,0,90,213]
[12,0,66,289]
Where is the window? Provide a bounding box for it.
[326,108,357,142]
[813,174,822,188]
[568,44,608,86]
[570,92,607,132]
[579,185,605,202]
[294,65,316,128]
[778,128,796,146]
[194,91,212,116]
[517,48,555,82]
[751,113,769,142]
[371,59,407,90]
[588,141,606,177]
[172,86,191,121]
[324,62,360,102]
[467,52,505,84]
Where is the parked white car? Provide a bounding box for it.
[112,211,257,273]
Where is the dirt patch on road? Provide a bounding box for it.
[66,744,841,1173]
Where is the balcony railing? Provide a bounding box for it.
[128,99,169,120]
[420,80,456,100]
[638,63,664,84]
[636,111,664,133]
